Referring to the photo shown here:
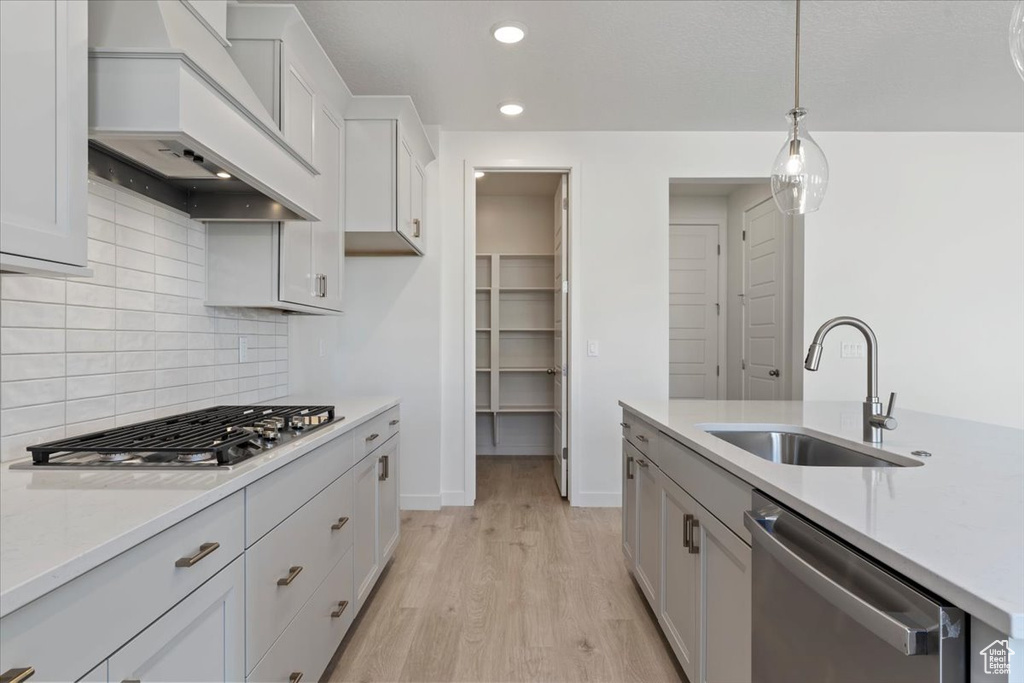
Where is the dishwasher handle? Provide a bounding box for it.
[743,510,930,656]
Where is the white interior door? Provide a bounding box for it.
[742,199,787,399]
[669,224,720,399]
[552,175,568,497]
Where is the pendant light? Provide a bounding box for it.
[771,0,829,215]
[1011,0,1024,81]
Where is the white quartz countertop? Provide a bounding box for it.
[619,399,1024,638]
[0,396,398,618]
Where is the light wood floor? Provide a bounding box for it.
[325,456,684,683]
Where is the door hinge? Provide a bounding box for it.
[563,446,568,461]
[716,365,720,377]
[717,244,721,255]
[742,230,746,241]
[742,359,747,370]
[562,197,568,210]
[715,303,720,315]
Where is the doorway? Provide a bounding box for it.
[473,171,571,498]
[668,179,804,400]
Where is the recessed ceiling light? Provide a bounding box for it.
[216,171,232,179]
[492,22,526,44]
[499,102,524,117]
[475,171,486,179]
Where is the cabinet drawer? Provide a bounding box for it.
[621,410,657,457]
[354,412,389,459]
[383,406,401,441]
[660,435,752,543]
[248,548,355,683]
[246,470,353,672]
[0,492,243,682]
[246,432,353,546]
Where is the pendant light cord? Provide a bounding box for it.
[794,0,801,109]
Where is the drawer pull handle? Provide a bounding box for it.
[175,542,220,568]
[635,434,648,443]
[289,673,303,683]
[688,518,701,555]
[620,422,631,429]
[389,419,400,426]
[0,668,35,683]
[277,565,304,586]
[412,218,421,238]
[635,458,648,468]
[366,433,379,442]
[331,516,349,531]
[331,600,350,618]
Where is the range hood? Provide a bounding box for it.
[88,0,319,221]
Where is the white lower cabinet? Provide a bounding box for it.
[377,437,400,562]
[633,449,661,608]
[622,413,752,683]
[659,469,701,682]
[108,558,245,683]
[353,449,380,608]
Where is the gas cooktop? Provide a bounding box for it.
[13,405,338,470]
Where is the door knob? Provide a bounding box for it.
[769,369,780,377]
[546,368,556,375]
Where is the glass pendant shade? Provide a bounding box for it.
[771,108,829,215]
[1012,0,1024,81]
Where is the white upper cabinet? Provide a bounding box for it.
[0,0,88,275]
[281,43,317,167]
[344,97,434,256]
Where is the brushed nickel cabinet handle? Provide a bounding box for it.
[277,565,303,586]
[366,433,379,442]
[683,513,694,549]
[175,542,220,568]
[636,434,648,443]
[635,458,648,468]
[620,422,631,429]
[412,218,421,238]
[626,456,634,480]
[289,673,303,683]
[331,516,349,531]
[0,668,35,683]
[389,419,400,426]
[688,518,700,555]
[330,600,349,618]
[379,454,390,481]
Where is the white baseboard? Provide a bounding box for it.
[571,491,622,508]
[400,494,442,510]
[441,490,471,506]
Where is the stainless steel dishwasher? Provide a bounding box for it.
[744,492,966,683]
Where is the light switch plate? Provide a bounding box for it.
[587,340,600,357]
[841,341,866,359]
[238,337,248,363]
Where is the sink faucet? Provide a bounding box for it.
[804,316,897,444]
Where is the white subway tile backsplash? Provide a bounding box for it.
[0,182,288,461]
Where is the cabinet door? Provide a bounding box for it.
[377,437,400,564]
[0,0,87,267]
[622,440,638,567]
[279,221,313,306]
[696,508,752,683]
[409,159,425,251]
[352,452,379,609]
[312,106,343,311]
[659,474,701,682]
[107,558,245,683]
[395,135,415,245]
[281,43,315,167]
[633,454,661,609]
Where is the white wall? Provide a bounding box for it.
[438,132,1024,507]
[477,195,553,254]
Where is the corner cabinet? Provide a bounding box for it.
[0,0,89,275]
[345,119,427,256]
[621,410,753,683]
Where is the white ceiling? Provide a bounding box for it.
[476,172,562,196]
[289,0,1023,132]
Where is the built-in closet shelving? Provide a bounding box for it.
[476,253,557,455]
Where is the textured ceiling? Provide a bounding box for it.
[289,0,1024,132]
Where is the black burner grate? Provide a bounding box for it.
[29,405,335,465]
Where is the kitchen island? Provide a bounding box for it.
[620,399,1023,682]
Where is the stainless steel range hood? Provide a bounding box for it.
[88,0,320,221]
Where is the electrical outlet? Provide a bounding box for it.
[238,337,248,363]
[841,341,866,359]
[587,340,600,357]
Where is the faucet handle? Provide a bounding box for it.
[878,392,898,430]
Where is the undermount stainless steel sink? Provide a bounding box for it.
[705,429,921,467]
